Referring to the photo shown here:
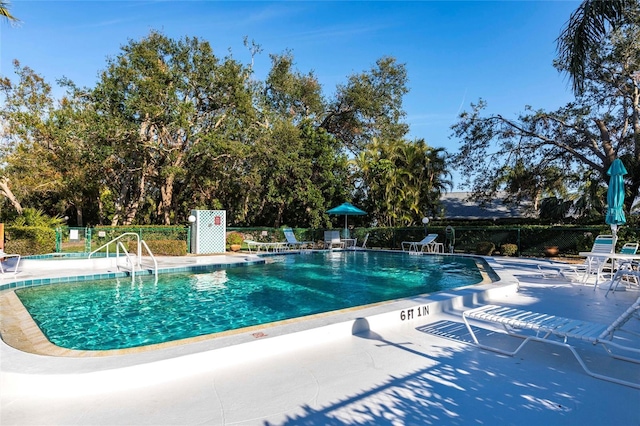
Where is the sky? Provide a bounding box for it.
[0,0,581,189]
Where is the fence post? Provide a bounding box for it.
[55,227,62,253]
[85,228,92,253]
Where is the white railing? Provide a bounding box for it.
[115,240,136,277]
[140,239,158,282]
[89,232,158,280]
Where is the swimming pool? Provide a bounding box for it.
[15,251,484,351]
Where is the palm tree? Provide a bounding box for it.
[0,0,18,23]
[352,138,451,227]
[557,0,638,95]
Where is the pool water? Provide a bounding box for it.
[15,251,484,351]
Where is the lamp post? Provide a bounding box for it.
[187,215,196,254]
[422,217,429,237]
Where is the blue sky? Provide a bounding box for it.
[1,0,580,189]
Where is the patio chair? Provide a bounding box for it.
[601,242,639,275]
[348,233,369,250]
[401,233,439,253]
[620,242,639,254]
[324,230,344,249]
[283,228,313,250]
[462,296,640,389]
[0,250,21,275]
[553,234,616,283]
[604,242,640,296]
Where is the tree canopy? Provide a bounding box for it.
[0,31,450,228]
[452,9,640,220]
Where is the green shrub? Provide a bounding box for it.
[226,231,244,246]
[126,240,187,256]
[93,226,188,241]
[5,226,56,255]
[500,243,518,257]
[476,241,495,255]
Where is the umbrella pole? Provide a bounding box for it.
[344,215,348,238]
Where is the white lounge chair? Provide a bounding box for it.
[283,228,313,250]
[401,233,440,253]
[244,240,287,253]
[324,230,344,249]
[462,297,640,389]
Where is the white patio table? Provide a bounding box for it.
[341,238,356,248]
[578,251,640,288]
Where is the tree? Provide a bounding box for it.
[556,0,638,95]
[452,14,640,217]
[321,57,409,154]
[89,31,254,225]
[352,138,450,227]
[240,53,349,228]
[0,30,424,228]
[0,62,100,225]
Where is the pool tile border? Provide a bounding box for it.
[0,258,266,292]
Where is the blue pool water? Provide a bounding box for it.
[16,251,484,350]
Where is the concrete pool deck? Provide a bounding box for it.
[0,252,639,425]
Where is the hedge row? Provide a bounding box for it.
[4,226,56,255]
[125,240,187,256]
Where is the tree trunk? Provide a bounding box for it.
[158,152,185,225]
[76,204,84,227]
[111,177,130,226]
[97,194,105,225]
[122,165,148,226]
[0,177,23,214]
[159,173,175,225]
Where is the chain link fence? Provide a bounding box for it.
[55,226,190,254]
[50,224,639,258]
[361,225,639,258]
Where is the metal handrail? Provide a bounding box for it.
[89,232,157,280]
[140,239,158,281]
[89,232,141,264]
[116,241,136,279]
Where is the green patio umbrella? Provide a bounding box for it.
[605,158,628,238]
[326,202,366,238]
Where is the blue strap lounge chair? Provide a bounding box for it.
[283,228,313,250]
[0,250,20,275]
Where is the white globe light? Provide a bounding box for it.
[422,217,429,225]
[188,215,196,223]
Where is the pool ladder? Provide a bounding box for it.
[89,232,158,281]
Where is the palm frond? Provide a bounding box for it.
[557,0,637,94]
